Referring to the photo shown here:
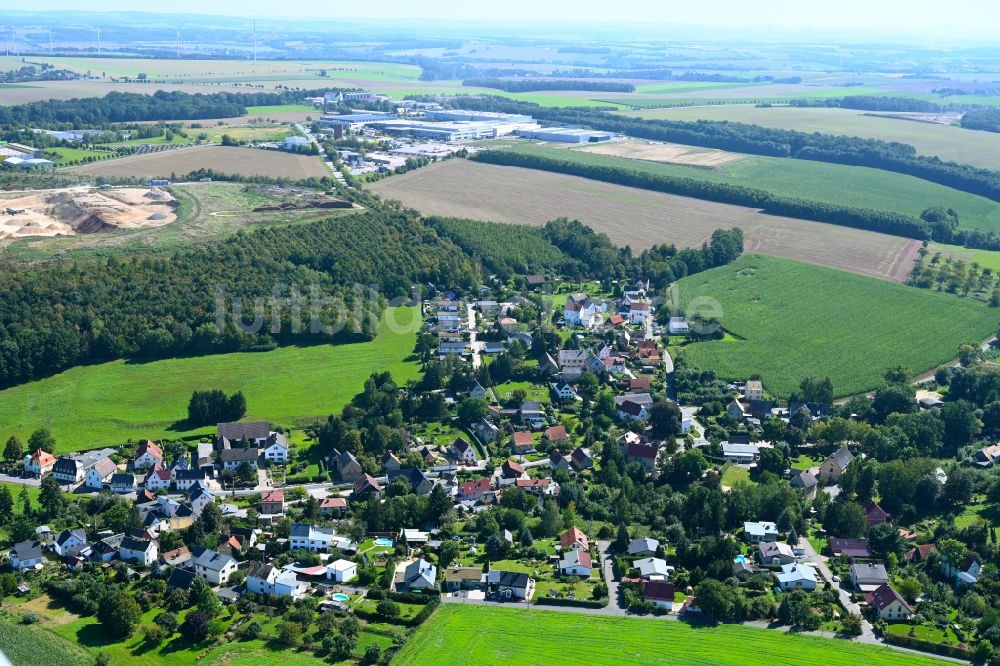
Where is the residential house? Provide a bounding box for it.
[628,537,659,557]
[539,353,560,376]
[84,458,117,490]
[119,537,158,566]
[668,317,689,335]
[904,543,935,564]
[332,449,365,482]
[133,440,164,470]
[629,300,651,323]
[382,452,402,471]
[486,570,535,601]
[93,534,125,562]
[748,400,774,421]
[973,443,1000,467]
[758,541,796,566]
[563,300,597,328]
[175,468,210,491]
[449,438,478,465]
[549,450,571,473]
[192,547,238,585]
[262,434,289,464]
[167,568,197,591]
[743,522,779,544]
[818,447,854,483]
[290,524,337,552]
[260,490,285,515]
[643,581,676,610]
[560,527,588,551]
[160,546,192,569]
[216,422,273,449]
[621,438,658,470]
[941,555,981,587]
[744,380,764,401]
[443,567,484,592]
[616,393,652,422]
[851,562,889,591]
[726,398,746,420]
[860,499,888,530]
[169,456,191,478]
[188,486,215,515]
[110,473,136,494]
[722,442,760,465]
[634,557,671,581]
[559,549,593,577]
[245,562,305,599]
[395,559,437,591]
[500,460,525,480]
[543,425,569,447]
[23,450,56,477]
[387,467,434,495]
[775,562,818,591]
[52,457,87,484]
[218,447,259,471]
[470,420,500,443]
[828,538,872,559]
[458,477,492,502]
[790,470,818,498]
[510,431,534,455]
[865,583,914,621]
[54,529,87,557]
[353,475,382,501]
[519,401,546,427]
[550,381,580,402]
[144,464,172,493]
[9,541,44,571]
[570,447,593,472]
[326,559,357,582]
[514,478,557,505]
[320,497,348,517]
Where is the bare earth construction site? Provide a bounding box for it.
[369,159,920,282]
[0,187,176,241]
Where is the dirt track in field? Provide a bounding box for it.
[369,160,919,282]
[65,145,328,180]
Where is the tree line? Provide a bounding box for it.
[0,209,477,386]
[462,78,635,93]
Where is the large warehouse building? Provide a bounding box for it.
[518,127,615,143]
[424,109,535,124]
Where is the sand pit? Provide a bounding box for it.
[0,186,177,240]
[575,139,744,168]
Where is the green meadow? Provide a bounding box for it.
[0,307,420,451]
[394,604,948,666]
[670,255,997,397]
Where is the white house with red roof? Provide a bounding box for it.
[133,440,164,470]
[24,449,56,477]
[560,549,593,576]
[865,583,914,621]
[144,464,172,493]
[560,527,588,551]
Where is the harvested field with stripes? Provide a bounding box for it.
[65,145,328,180]
[369,159,920,281]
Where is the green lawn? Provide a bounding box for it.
[0,307,419,450]
[497,143,1000,234]
[394,604,948,665]
[928,242,1000,272]
[720,464,750,487]
[671,254,997,397]
[0,617,92,666]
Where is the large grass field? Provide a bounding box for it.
[497,143,1000,233]
[394,604,947,666]
[65,145,328,180]
[0,307,420,450]
[369,159,921,282]
[670,254,998,397]
[625,105,1000,170]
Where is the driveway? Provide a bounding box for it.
[595,540,628,617]
[799,538,875,641]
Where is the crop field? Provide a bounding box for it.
[394,605,947,666]
[670,254,997,397]
[369,159,920,281]
[64,145,328,180]
[626,105,1000,170]
[579,139,745,167]
[0,618,92,666]
[0,307,419,450]
[497,143,1000,233]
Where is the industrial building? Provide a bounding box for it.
[518,127,615,143]
[425,109,534,124]
[366,120,513,141]
[315,112,394,131]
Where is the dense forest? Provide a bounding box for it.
[0,209,475,386]
[0,89,334,127]
[471,149,939,240]
[437,96,1000,203]
[790,96,948,113]
[427,217,743,284]
[463,78,634,93]
[961,108,1000,134]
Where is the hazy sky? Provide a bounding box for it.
[10,0,1000,31]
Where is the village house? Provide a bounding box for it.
[332,449,365,482]
[571,447,594,472]
[52,457,87,484]
[260,490,285,515]
[828,538,872,559]
[519,401,546,427]
[192,547,238,586]
[262,434,289,464]
[668,317,689,335]
[628,537,659,557]
[549,450,571,473]
[616,394,651,422]
[550,381,580,402]
[388,467,434,495]
[470,420,500,443]
[110,473,136,494]
[216,422,275,449]
[634,557,671,581]
[865,583,914,621]
[320,497,348,517]
[744,380,764,401]
[790,470,818,498]
[23,449,56,477]
[775,562,818,591]
[289,524,339,552]
[643,581,676,610]
[973,443,1000,467]
[459,477,492,502]
[443,567,484,592]
[144,464,172,493]
[159,546,192,569]
[860,499,888,531]
[9,541,44,571]
[487,570,535,601]
[54,529,87,557]
[510,431,534,455]
[84,457,117,490]
[722,442,760,465]
[246,562,305,599]
[851,562,889,591]
[119,536,158,566]
[500,459,525,481]
[560,549,593,576]
[560,527,589,551]
[133,440,164,470]
[543,425,569,447]
[188,485,215,515]
[396,559,438,591]
[326,559,358,582]
[758,541,796,566]
[175,468,211,491]
[818,447,854,483]
[726,398,747,420]
[743,521,779,544]
[941,555,981,587]
[218,447,260,471]
[353,475,382,501]
[449,438,479,465]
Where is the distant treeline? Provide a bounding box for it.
[0,88,335,128]
[0,209,476,386]
[434,96,1000,203]
[791,95,948,113]
[961,108,1000,134]
[427,216,743,286]
[463,78,635,93]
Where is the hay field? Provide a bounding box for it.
[65,145,328,180]
[576,139,745,167]
[626,105,1000,169]
[369,159,919,281]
